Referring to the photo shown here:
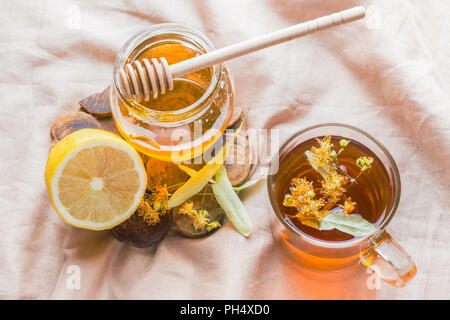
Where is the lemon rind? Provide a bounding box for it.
[46,129,147,230]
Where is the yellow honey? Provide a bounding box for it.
[111,24,235,162]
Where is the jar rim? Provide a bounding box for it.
[112,23,222,122]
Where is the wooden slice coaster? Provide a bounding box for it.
[173,185,226,238]
[226,105,243,128]
[223,118,256,187]
[50,111,102,142]
[79,86,112,117]
[111,209,173,248]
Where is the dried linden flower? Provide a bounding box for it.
[137,201,161,225]
[151,185,170,211]
[307,190,316,199]
[207,221,221,232]
[310,135,334,167]
[283,177,325,223]
[339,139,350,148]
[178,202,221,232]
[321,170,347,202]
[356,156,374,171]
[138,185,171,226]
[330,150,337,160]
[297,217,321,229]
[340,197,356,214]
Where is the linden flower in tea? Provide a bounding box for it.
[283,135,377,237]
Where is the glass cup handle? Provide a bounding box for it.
[360,231,417,288]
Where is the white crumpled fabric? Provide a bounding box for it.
[0,0,448,299]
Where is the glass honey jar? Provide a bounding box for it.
[110,23,235,162]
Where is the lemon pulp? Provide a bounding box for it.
[45,129,147,230]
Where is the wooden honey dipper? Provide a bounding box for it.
[120,6,365,102]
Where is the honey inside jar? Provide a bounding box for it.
[135,43,211,112]
[111,25,234,162]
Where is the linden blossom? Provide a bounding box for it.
[179,304,215,317]
[283,135,376,237]
[137,186,171,225]
[178,201,221,231]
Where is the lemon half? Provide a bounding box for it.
[45,129,147,230]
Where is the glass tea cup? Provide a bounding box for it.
[267,123,417,287]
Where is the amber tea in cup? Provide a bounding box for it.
[268,124,417,287]
[276,136,390,242]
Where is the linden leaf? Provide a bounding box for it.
[305,150,330,180]
[319,211,376,237]
[233,172,267,192]
[168,161,221,208]
[212,165,252,237]
[178,164,216,184]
